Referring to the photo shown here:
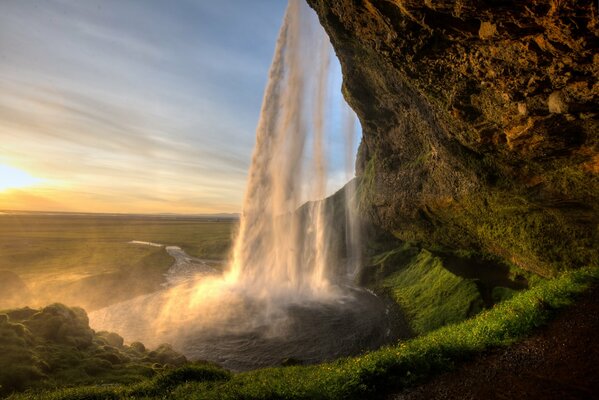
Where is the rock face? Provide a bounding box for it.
[307,0,598,276]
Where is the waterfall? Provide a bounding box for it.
[226,0,358,301]
[89,1,378,369]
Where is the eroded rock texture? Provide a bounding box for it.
[307,0,598,276]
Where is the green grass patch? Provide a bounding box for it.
[491,286,517,303]
[380,250,484,334]
[11,267,598,400]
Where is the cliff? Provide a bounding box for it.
[307,0,598,276]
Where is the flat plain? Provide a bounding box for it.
[0,212,236,311]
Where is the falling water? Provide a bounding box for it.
[227,0,351,300]
[89,0,401,370]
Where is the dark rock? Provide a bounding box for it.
[307,0,598,276]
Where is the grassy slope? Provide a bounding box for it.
[379,250,483,334]
[11,267,598,400]
[0,214,235,310]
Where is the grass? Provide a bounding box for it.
[10,266,598,400]
[379,249,483,334]
[0,213,236,310]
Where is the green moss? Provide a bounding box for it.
[358,156,376,213]
[464,190,597,275]
[404,151,432,169]
[360,242,420,284]
[0,315,46,394]
[402,184,599,278]
[0,304,191,397]
[380,250,483,334]
[491,287,517,303]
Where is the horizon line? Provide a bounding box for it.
[0,209,241,218]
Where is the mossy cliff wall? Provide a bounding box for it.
[307,0,598,276]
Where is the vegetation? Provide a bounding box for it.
[363,242,526,335]
[8,267,597,400]
[357,157,376,215]
[383,181,599,278]
[379,249,483,334]
[0,303,191,397]
[0,213,235,310]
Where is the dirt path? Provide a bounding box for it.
[391,285,599,400]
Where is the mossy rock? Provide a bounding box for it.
[148,344,187,367]
[0,303,191,395]
[150,364,231,390]
[24,304,94,349]
[130,341,146,353]
[82,358,112,376]
[96,331,124,348]
[4,307,38,322]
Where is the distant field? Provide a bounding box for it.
[0,212,236,311]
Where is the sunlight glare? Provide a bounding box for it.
[0,164,42,191]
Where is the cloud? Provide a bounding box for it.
[0,0,287,213]
[0,0,361,214]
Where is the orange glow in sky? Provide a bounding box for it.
[0,1,288,214]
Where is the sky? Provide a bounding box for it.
[0,0,356,214]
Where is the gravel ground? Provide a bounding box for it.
[391,285,599,400]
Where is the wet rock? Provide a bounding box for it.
[517,102,528,116]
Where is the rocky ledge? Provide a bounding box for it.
[308,0,598,276]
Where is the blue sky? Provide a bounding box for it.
[0,0,357,213]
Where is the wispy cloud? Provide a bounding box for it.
[0,0,287,213]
